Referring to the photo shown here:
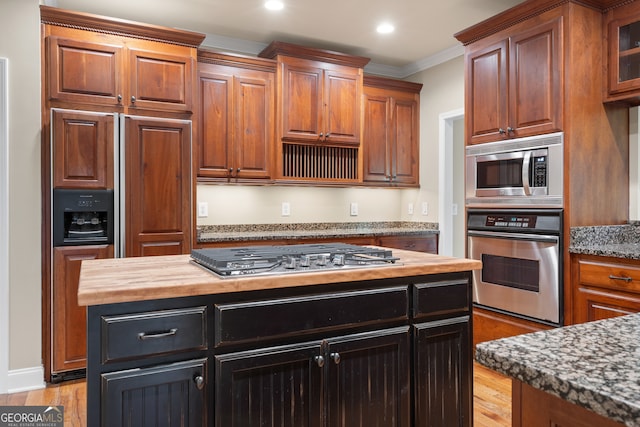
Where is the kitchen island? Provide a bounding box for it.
[476,313,640,427]
[78,246,481,427]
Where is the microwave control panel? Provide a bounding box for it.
[532,156,547,187]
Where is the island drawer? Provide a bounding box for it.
[214,286,408,347]
[101,306,207,363]
[412,279,470,319]
[576,257,640,293]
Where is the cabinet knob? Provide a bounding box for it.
[507,127,514,133]
[314,355,325,368]
[194,375,205,390]
[237,168,240,173]
[499,128,506,135]
[325,133,330,139]
[330,352,341,364]
[117,94,122,103]
[131,95,136,104]
[319,133,324,138]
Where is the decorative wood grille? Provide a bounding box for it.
[282,143,359,180]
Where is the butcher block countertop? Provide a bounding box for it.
[77,248,481,306]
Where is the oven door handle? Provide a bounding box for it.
[467,230,559,243]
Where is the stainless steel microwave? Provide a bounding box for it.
[466,132,563,208]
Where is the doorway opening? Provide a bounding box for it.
[438,109,465,257]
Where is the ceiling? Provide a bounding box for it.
[43,0,525,78]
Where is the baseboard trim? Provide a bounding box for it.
[7,365,45,393]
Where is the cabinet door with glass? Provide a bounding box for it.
[606,11,640,101]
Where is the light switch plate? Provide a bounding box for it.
[198,202,208,218]
[281,202,291,216]
[350,202,358,216]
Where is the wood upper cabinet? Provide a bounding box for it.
[42,6,204,114]
[46,33,195,113]
[123,115,192,257]
[51,109,114,189]
[279,56,362,145]
[604,2,640,103]
[363,77,421,186]
[464,17,562,145]
[197,52,275,181]
[571,254,640,325]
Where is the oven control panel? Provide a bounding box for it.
[485,215,537,228]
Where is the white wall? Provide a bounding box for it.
[0,0,43,392]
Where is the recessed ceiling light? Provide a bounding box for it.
[376,22,395,34]
[265,0,284,10]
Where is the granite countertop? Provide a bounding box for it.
[77,248,479,306]
[197,221,439,243]
[569,224,640,260]
[476,314,640,427]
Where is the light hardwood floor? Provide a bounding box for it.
[0,362,511,426]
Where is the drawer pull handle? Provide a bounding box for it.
[314,355,325,368]
[609,275,632,283]
[137,328,178,340]
[330,352,341,364]
[194,375,205,390]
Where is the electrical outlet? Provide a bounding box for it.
[408,203,414,215]
[421,202,428,216]
[198,202,208,218]
[350,202,358,216]
[281,202,290,216]
[452,203,458,215]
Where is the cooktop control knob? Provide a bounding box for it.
[299,255,311,267]
[283,256,297,269]
[317,254,328,266]
[333,254,345,266]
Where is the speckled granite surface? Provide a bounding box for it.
[197,221,439,243]
[570,224,640,260]
[476,314,640,427]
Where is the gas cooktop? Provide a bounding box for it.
[190,242,399,278]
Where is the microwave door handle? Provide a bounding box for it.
[522,151,532,195]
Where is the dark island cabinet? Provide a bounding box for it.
[86,273,472,426]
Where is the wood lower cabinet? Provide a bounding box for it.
[216,328,410,427]
[363,77,421,186]
[86,272,472,426]
[51,245,113,377]
[462,15,562,144]
[571,254,640,324]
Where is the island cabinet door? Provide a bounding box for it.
[325,327,411,427]
[101,358,207,427]
[413,316,472,427]
[214,341,324,427]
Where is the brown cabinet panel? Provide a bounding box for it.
[378,234,437,254]
[508,18,562,138]
[198,71,232,177]
[323,68,361,144]
[52,244,113,373]
[128,48,194,113]
[362,81,420,186]
[47,36,124,106]
[197,61,274,180]
[466,40,508,145]
[51,109,114,189]
[281,60,324,142]
[124,116,191,257]
[464,17,562,145]
[571,255,640,324]
[280,57,361,146]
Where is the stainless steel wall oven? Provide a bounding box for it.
[467,208,563,325]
